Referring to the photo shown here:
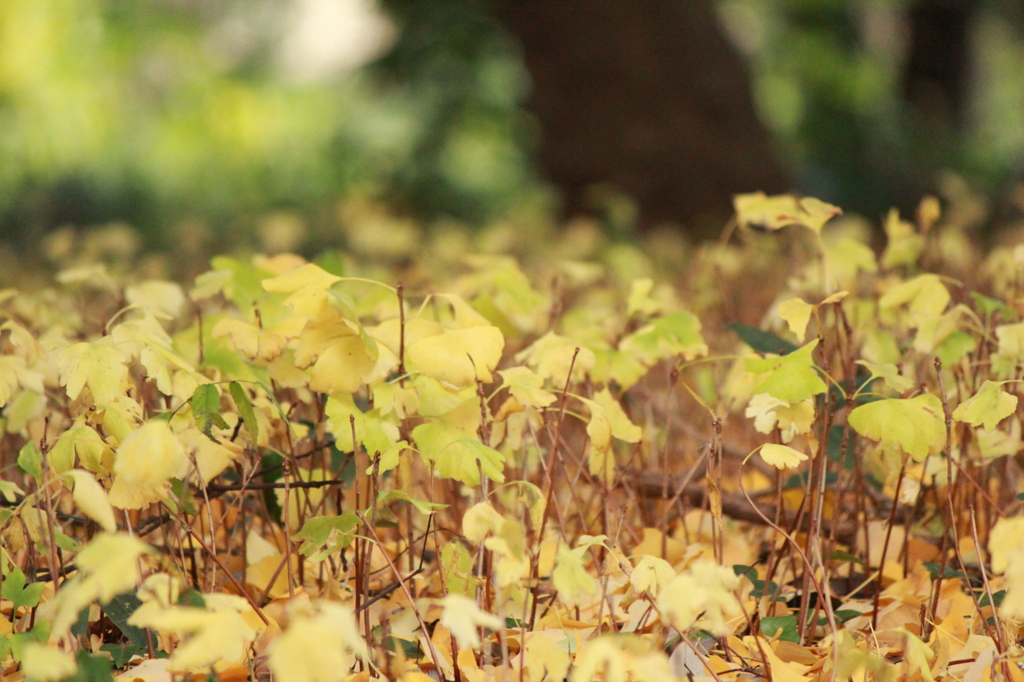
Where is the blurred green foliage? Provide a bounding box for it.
[0,0,1022,248]
[0,0,535,249]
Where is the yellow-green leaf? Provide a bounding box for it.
[953,381,1018,432]
[848,394,945,461]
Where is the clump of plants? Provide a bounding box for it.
[2,192,1024,681]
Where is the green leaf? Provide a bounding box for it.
[935,330,977,368]
[102,592,149,650]
[830,549,866,566]
[979,590,1006,608]
[725,323,797,356]
[293,512,360,561]
[189,384,228,441]
[378,490,448,515]
[855,361,914,394]
[412,422,505,487]
[2,565,45,612]
[17,441,42,483]
[848,394,945,461]
[759,615,799,642]
[922,562,964,580]
[953,381,1018,432]
[229,382,259,444]
[620,311,709,363]
[746,340,827,403]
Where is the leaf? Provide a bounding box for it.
[657,558,742,636]
[412,422,505,487]
[726,323,798,355]
[760,615,799,642]
[51,339,131,405]
[229,382,260,443]
[440,594,503,650]
[66,470,117,533]
[128,598,258,673]
[552,543,597,608]
[855,360,915,394]
[952,380,1018,432]
[498,366,557,409]
[325,393,400,457]
[619,311,709,363]
[102,592,149,650]
[878,274,949,324]
[627,278,662,318]
[20,642,78,682]
[630,555,676,597]
[50,420,114,475]
[295,316,378,394]
[759,444,809,470]
[2,565,45,613]
[293,512,360,561]
[262,262,343,317]
[377,490,447,515]
[778,298,814,342]
[848,394,945,461]
[407,325,505,387]
[189,383,228,441]
[733,192,841,233]
[746,340,827,403]
[109,421,187,510]
[47,533,149,636]
[591,388,642,443]
[268,601,367,682]
[515,332,596,383]
[17,441,42,483]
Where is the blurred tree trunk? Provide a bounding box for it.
[498,0,788,234]
[903,0,973,130]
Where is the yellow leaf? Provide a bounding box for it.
[759,443,809,470]
[778,298,814,342]
[50,418,114,475]
[657,557,742,635]
[515,332,595,383]
[630,555,676,597]
[524,633,571,682]
[326,393,400,456]
[66,469,117,532]
[498,366,556,409]
[0,354,44,408]
[109,421,187,510]
[462,502,505,544]
[848,394,945,461]
[953,380,1018,432]
[178,427,242,482]
[51,339,131,405]
[733,193,841,233]
[125,280,187,319]
[45,533,148,636]
[552,543,597,608]
[128,597,258,673]
[262,263,342,317]
[407,326,504,387]
[20,643,78,682]
[268,601,367,682]
[294,316,376,395]
[592,388,642,443]
[440,594,503,650]
[211,315,304,364]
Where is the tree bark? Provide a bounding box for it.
[499,0,789,234]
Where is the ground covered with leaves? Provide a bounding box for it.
[2,191,1024,681]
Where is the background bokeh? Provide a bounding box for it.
[1,0,1022,255]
